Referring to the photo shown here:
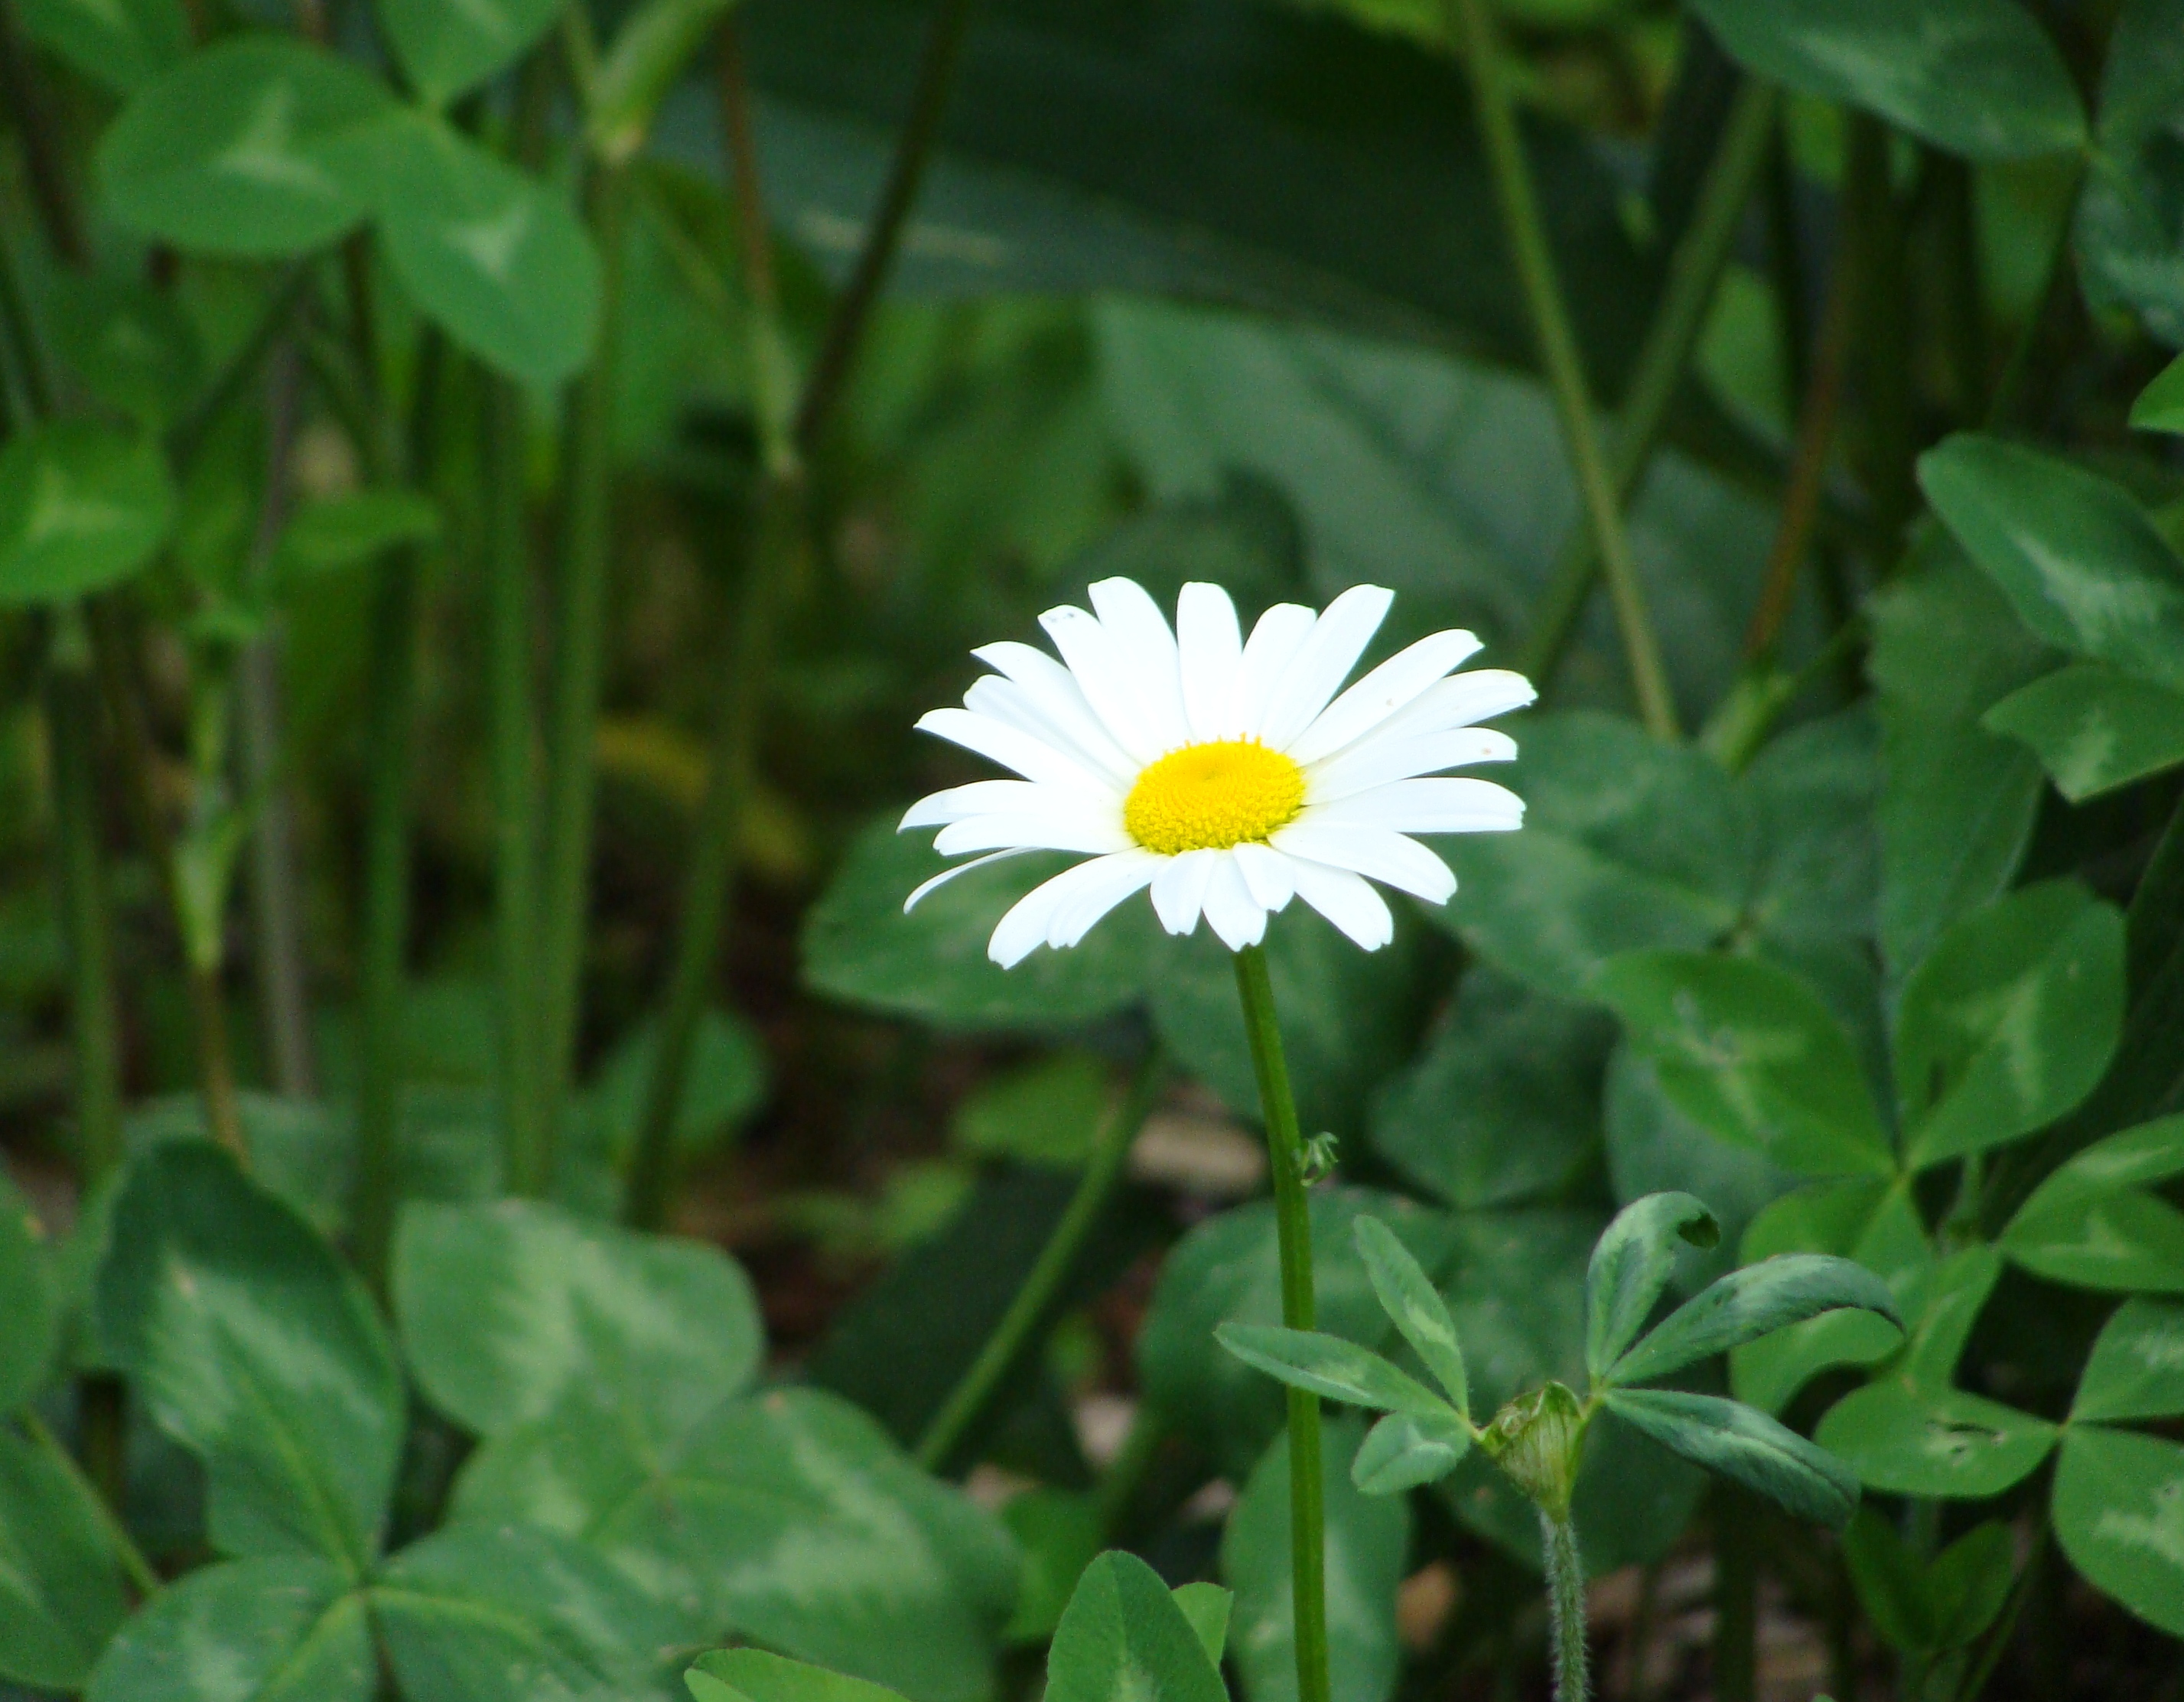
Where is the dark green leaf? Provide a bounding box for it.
[97,37,393,255]
[1895,882,2124,1167]
[393,1198,762,1441]
[2053,1425,2184,1636]
[1602,1387,1858,1526]
[1370,968,1610,1209]
[1351,1408,1472,1494]
[689,1648,910,1702]
[0,1429,130,1691]
[273,491,441,584]
[1223,1418,1408,1702]
[951,1052,1112,1170]
[16,0,187,93]
[2134,353,2184,432]
[1609,1255,1901,1388]
[2073,1297,2184,1422]
[1743,707,1881,948]
[1984,662,2184,801]
[1044,1551,1227,1702]
[1844,1508,2014,1655]
[96,1144,402,1570]
[2074,0,2184,348]
[1920,434,2184,692]
[1584,1191,1719,1384]
[85,1557,371,1702]
[1354,1214,1468,1415]
[46,272,205,431]
[376,0,564,106]
[0,1170,54,1411]
[372,1523,681,1701]
[2001,1116,2184,1292]
[585,1006,768,1163]
[1594,950,1894,1178]
[1215,1323,1450,1418]
[346,112,601,386]
[0,422,174,606]
[1689,0,2084,160]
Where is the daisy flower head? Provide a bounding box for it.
[901,578,1533,967]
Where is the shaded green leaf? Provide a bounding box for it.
[85,1557,370,1702]
[0,1429,130,1691]
[951,1051,1112,1171]
[96,1144,402,1570]
[1351,1407,1471,1495]
[1584,1191,1719,1384]
[273,490,441,584]
[2002,1116,2184,1293]
[999,1490,1102,1645]
[17,0,187,93]
[2073,1297,2184,1422]
[1171,1583,1232,1667]
[592,0,738,161]
[2074,0,2184,348]
[1602,1387,1859,1528]
[586,1006,769,1164]
[0,422,174,606]
[0,1170,54,1412]
[2053,1424,2184,1637]
[376,0,564,106]
[689,1648,910,1702]
[1354,1214,1469,1415]
[1844,1508,2014,1655]
[47,272,205,431]
[1610,1254,1899,1388]
[2134,353,2184,432]
[97,37,393,256]
[1045,1551,1227,1702]
[1215,1323,1450,1418]
[1984,662,2184,801]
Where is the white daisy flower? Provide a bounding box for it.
[901,578,1531,967]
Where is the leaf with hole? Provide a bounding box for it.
[1584,1191,1719,1384]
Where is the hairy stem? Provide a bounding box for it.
[1233,943,1329,1702]
[1450,0,1678,738]
[916,1053,1164,1471]
[1540,1512,1590,1702]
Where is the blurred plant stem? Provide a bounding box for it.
[537,159,633,1188]
[1525,76,1779,696]
[1985,160,2086,434]
[1714,1486,1758,1702]
[916,1052,1166,1473]
[1449,0,1678,740]
[1232,943,1330,1702]
[1540,1512,1590,1702]
[1844,113,1915,548]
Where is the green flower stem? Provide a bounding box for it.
[536,159,633,1183]
[915,1052,1166,1473]
[20,1410,156,1599]
[1522,77,1781,694]
[1232,942,1330,1702]
[1449,0,1678,740]
[1540,1511,1590,1702]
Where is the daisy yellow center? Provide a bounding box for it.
[1123,740,1306,855]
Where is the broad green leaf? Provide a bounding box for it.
[453,1386,1018,1702]
[2001,1116,2184,1292]
[2074,1297,2184,1422]
[2074,0,2184,348]
[803,818,1153,1033]
[1170,1583,1232,1666]
[1224,1418,1408,1702]
[1602,1387,1860,1527]
[1844,1510,2014,1655]
[84,1557,371,1702]
[1920,434,2184,692]
[1370,968,1610,1209]
[1895,882,2125,1167]
[46,272,204,431]
[273,490,441,584]
[1584,1191,1719,1384]
[1689,0,2084,160]
[999,1490,1103,1645]
[585,1006,768,1163]
[376,0,564,106]
[2134,353,2184,432]
[393,1197,762,1440]
[0,1170,54,1411]
[1044,1551,1227,1702]
[1896,1245,2007,1389]
[591,0,738,161]
[1609,1255,1899,1389]
[0,423,174,606]
[16,0,187,93]
[98,37,394,255]
[1742,707,1882,947]
[1437,714,1756,995]
[0,1429,130,1691]
[1354,1214,1469,1414]
[1594,950,1894,1178]
[2053,1425,2184,1637]
[1136,1189,1457,1476]
[372,1523,681,1701]
[1868,535,2050,980]
[690,1648,910,1702]
[1351,1408,1471,1495]
[347,112,601,386]
[950,1051,1112,1170]
[1985,663,2184,801]
[1815,1383,2056,1498]
[1728,1179,1930,1415]
[95,1144,402,1570]
[1215,1323,1450,1418]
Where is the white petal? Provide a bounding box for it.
[1363,669,1537,747]
[1230,841,1297,912]
[963,673,1132,792]
[1176,582,1245,744]
[903,846,1040,913]
[1256,584,1395,750]
[1307,728,1517,804]
[989,857,1100,968]
[1313,777,1525,835]
[916,706,1109,792]
[1286,858,1395,951]
[969,643,1138,784]
[902,779,1076,829]
[981,850,1159,965]
[1088,578,1191,753]
[1285,628,1483,766]
[1200,854,1268,951]
[934,809,1131,857]
[1271,821,1456,903]
[1150,847,1220,936]
[1229,603,1317,741]
[1040,604,1168,763]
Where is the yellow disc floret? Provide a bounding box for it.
[1123,740,1306,855]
